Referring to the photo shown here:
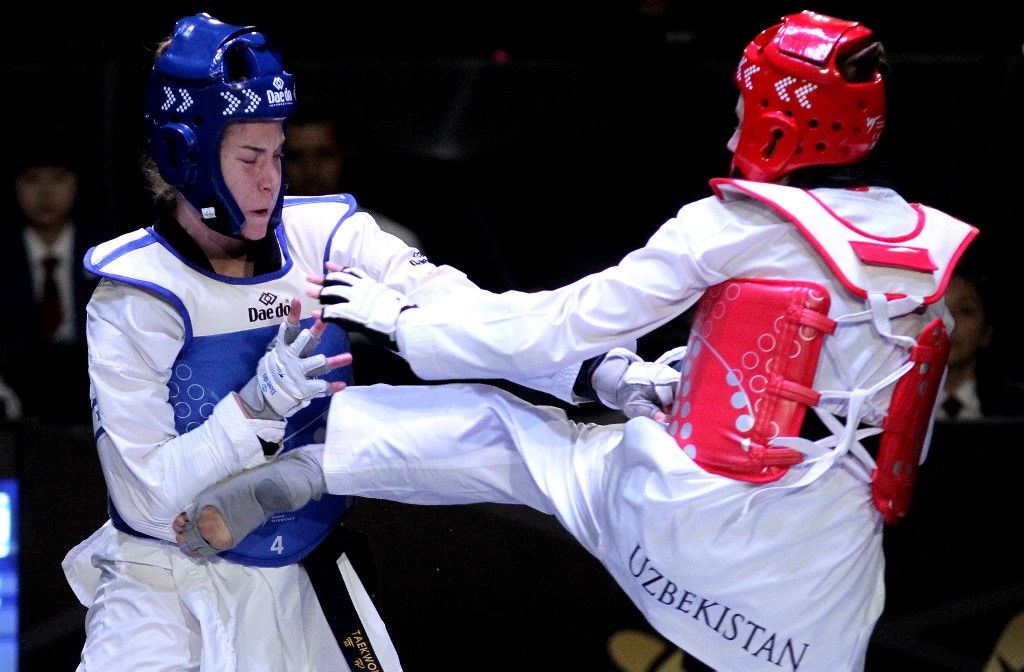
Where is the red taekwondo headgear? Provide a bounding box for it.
[730,10,886,183]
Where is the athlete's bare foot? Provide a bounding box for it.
[173,506,234,553]
[171,447,327,558]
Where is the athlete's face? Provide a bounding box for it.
[220,121,284,241]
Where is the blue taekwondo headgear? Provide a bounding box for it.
[144,13,296,237]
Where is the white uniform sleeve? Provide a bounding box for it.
[88,279,280,541]
[327,211,598,403]
[392,201,738,381]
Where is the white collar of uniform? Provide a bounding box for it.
[945,378,983,420]
[23,223,75,268]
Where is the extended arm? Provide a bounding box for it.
[320,214,621,403]
[317,213,712,385]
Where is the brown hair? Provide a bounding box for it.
[141,37,176,207]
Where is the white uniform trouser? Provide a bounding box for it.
[323,383,885,672]
[63,523,400,671]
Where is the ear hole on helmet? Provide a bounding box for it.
[815,142,827,152]
[163,136,182,164]
[808,119,819,129]
[224,43,255,83]
[763,129,785,158]
[832,122,842,131]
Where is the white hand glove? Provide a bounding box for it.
[591,346,684,421]
[318,267,416,342]
[238,320,331,420]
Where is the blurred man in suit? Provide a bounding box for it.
[0,121,98,423]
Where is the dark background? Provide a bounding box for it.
[4,2,1024,670]
[4,1,1024,295]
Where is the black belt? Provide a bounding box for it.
[108,497,158,539]
[302,524,392,671]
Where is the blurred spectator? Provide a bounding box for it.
[0,374,21,421]
[0,120,99,424]
[984,610,1024,672]
[285,108,423,249]
[286,108,425,386]
[937,271,1024,421]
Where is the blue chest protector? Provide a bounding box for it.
[89,195,360,566]
[172,318,352,565]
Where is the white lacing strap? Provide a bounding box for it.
[737,292,929,515]
[867,292,920,349]
[832,294,924,329]
[824,293,922,397]
[738,357,914,516]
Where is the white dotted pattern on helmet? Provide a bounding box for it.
[793,82,816,109]
[160,86,176,111]
[221,91,241,115]
[774,76,797,102]
[242,89,261,113]
[175,89,193,113]
[741,64,760,90]
[774,77,817,109]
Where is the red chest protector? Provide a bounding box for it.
[667,179,977,521]
[667,278,836,483]
[873,319,949,522]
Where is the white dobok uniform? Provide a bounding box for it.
[319,180,976,672]
[62,194,581,671]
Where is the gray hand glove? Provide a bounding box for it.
[238,319,331,420]
[591,346,685,421]
[318,267,416,342]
